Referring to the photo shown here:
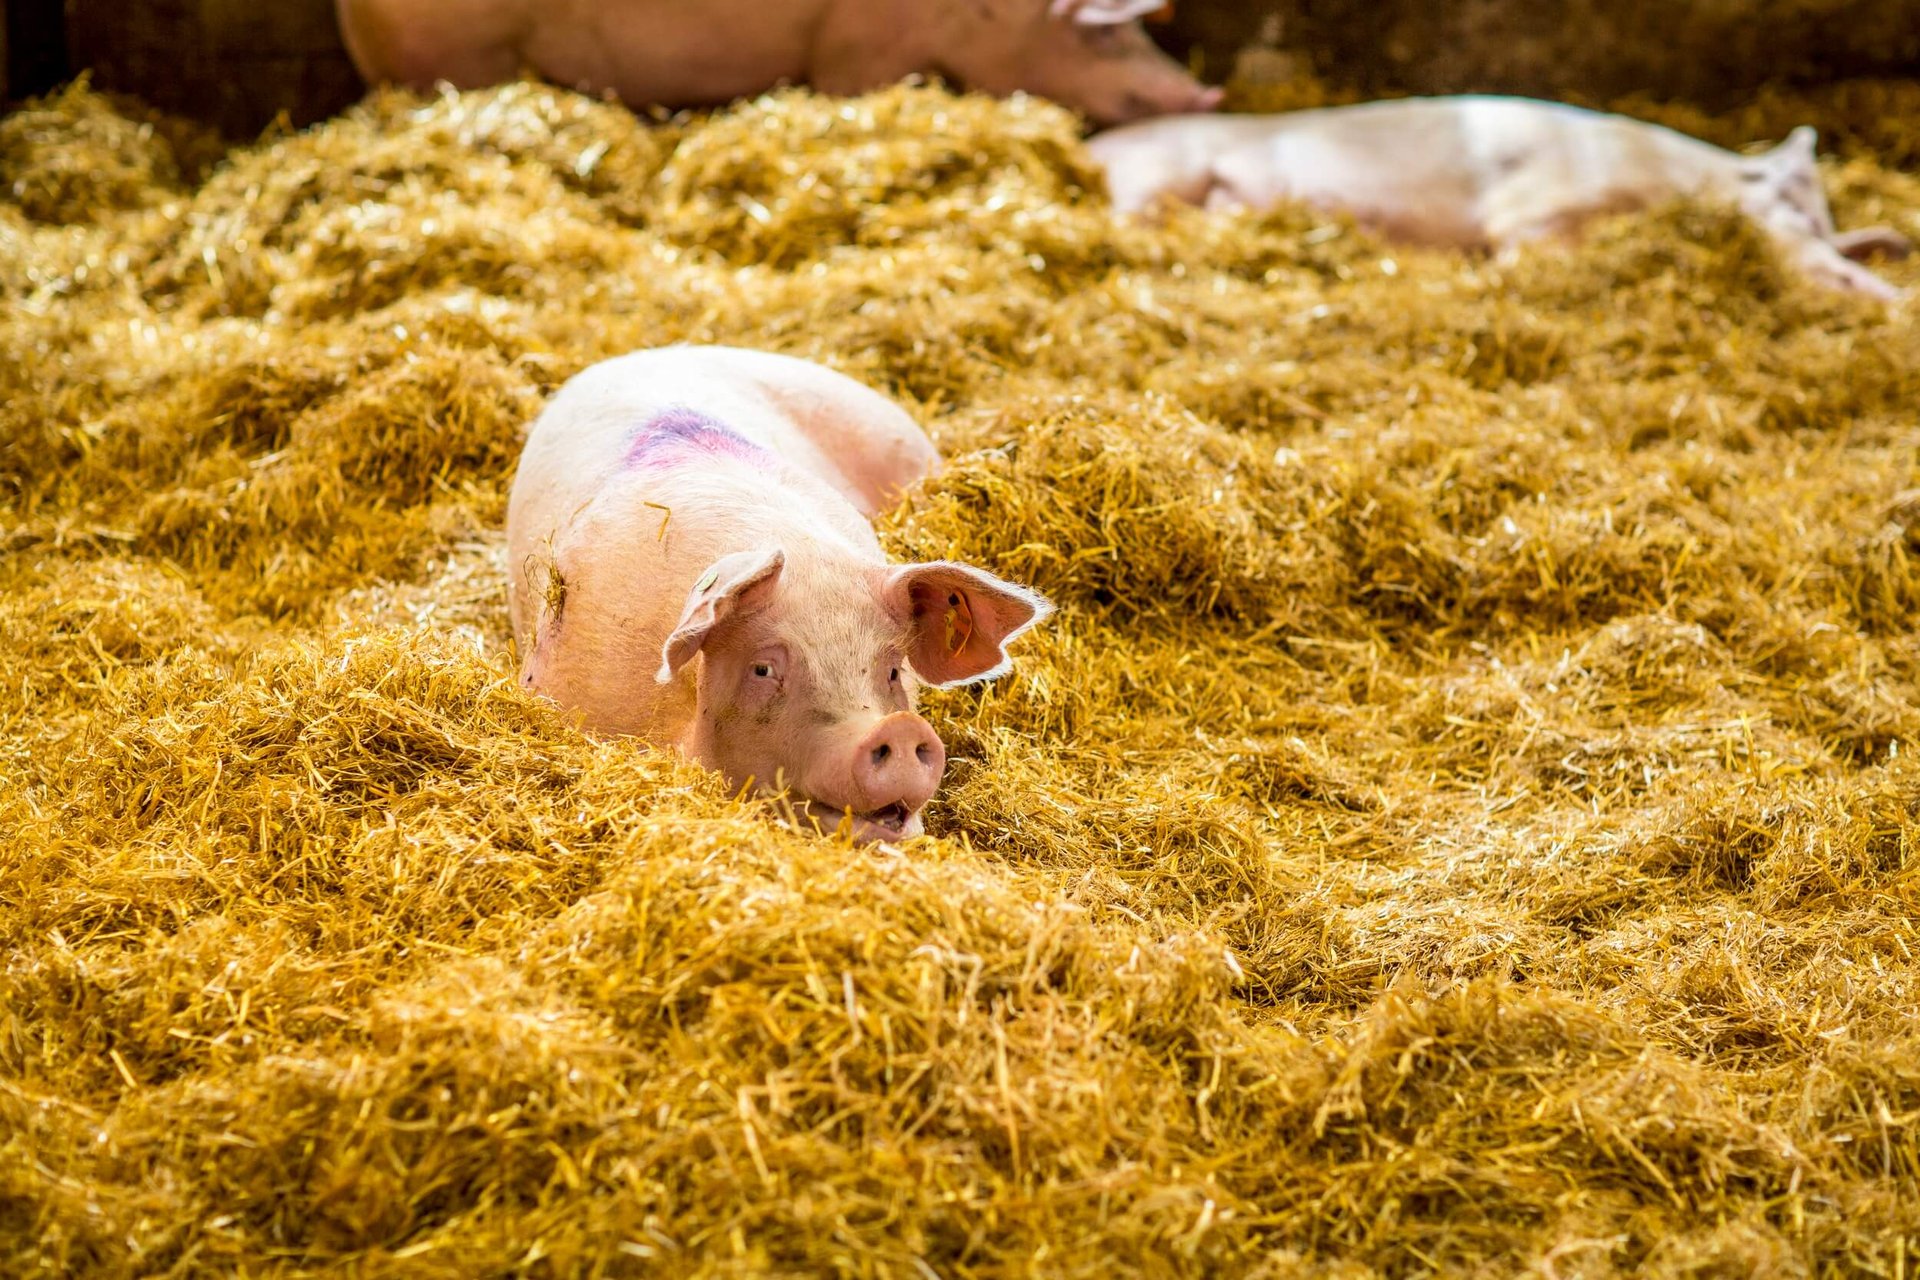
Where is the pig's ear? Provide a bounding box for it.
[1050,0,1168,25]
[1741,126,1819,186]
[1739,126,1836,237]
[656,546,785,683]
[886,561,1054,687]
[1781,125,1818,168]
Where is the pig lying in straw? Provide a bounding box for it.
[337,0,1222,127]
[1087,95,1912,298]
[506,347,1052,843]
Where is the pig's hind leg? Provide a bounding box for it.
[1784,234,1905,300]
[758,375,941,519]
[1202,142,1278,215]
[1480,178,1608,259]
[1831,226,1913,261]
[336,0,527,88]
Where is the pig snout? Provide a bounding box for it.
[851,713,946,816]
[1105,80,1221,127]
[799,712,946,841]
[1044,20,1223,127]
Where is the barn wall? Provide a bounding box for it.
[11,0,82,104]
[1162,0,1920,107]
[63,0,359,136]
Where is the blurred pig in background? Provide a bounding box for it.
[336,0,1221,126]
[1089,96,1911,297]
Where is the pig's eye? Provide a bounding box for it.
[888,667,900,683]
[751,662,775,679]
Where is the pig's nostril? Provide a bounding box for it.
[872,743,891,766]
[915,743,931,765]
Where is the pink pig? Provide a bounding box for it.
[1087,96,1911,298]
[505,346,1052,843]
[337,0,1222,127]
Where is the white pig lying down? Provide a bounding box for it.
[1087,95,1912,298]
[505,346,1053,844]
[336,0,1222,128]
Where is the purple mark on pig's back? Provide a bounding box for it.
[624,408,770,470]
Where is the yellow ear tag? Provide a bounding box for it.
[942,592,974,656]
[695,568,719,593]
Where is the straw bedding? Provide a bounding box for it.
[3,74,1919,1276]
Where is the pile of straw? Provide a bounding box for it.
[3,75,1917,1275]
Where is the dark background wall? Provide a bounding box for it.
[7,0,1920,133]
[62,0,361,131]
[1161,0,1920,110]
[5,0,362,130]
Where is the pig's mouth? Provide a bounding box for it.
[794,799,923,843]
[861,802,914,836]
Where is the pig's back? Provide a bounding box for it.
[341,0,824,110]
[511,347,933,512]
[1214,97,1733,247]
[1214,99,1506,246]
[504,347,935,644]
[676,347,940,519]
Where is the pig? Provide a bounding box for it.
[505,346,1052,843]
[336,0,1223,127]
[1086,96,1911,298]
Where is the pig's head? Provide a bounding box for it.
[1736,126,1909,299]
[938,0,1222,127]
[1737,127,1838,242]
[656,545,1052,842]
